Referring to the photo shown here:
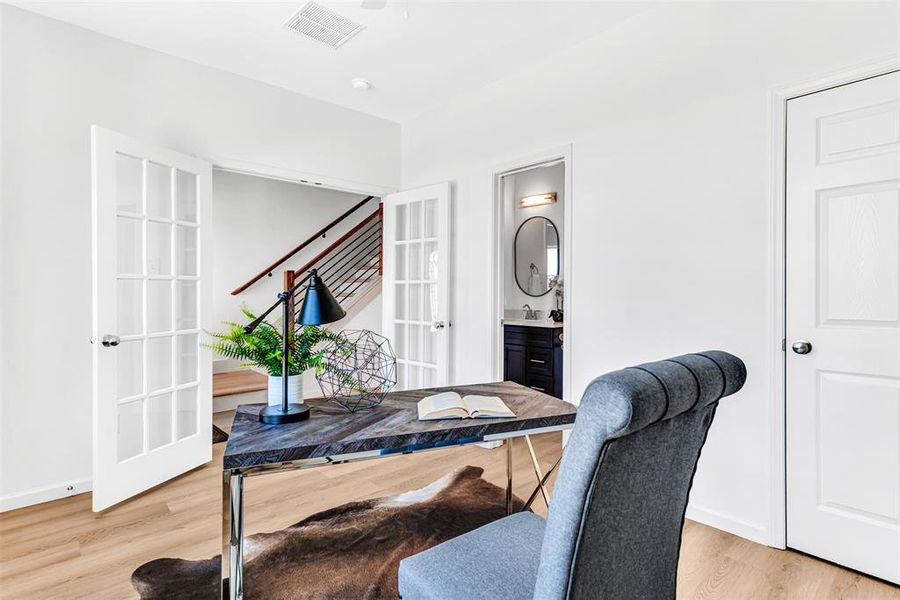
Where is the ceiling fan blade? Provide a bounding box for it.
[360,0,388,9]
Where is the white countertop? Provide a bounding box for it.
[502,318,563,328]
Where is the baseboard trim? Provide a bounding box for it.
[0,478,92,513]
[686,503,771,547]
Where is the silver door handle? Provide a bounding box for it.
[432,321,445,330]
[529,385,545,392]
[791,340,812,355]
[101,334,120,348]
[529,359,545,364]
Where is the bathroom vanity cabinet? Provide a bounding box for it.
[503,324,563,399]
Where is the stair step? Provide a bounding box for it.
[213,370,267,397]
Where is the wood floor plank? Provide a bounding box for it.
[0,427,897,599]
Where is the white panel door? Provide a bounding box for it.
[786,72,900,583]
[91,126,213,512]
[382,183,451,390]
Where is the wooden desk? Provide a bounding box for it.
[221,381,577,600]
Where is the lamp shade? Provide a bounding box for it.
[296,269,346,325]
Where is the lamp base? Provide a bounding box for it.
[258,403,310,424]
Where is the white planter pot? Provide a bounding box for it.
[268,375,303,406]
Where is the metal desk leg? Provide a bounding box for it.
[523,456,562,512]
[222,470,244,600]
[524,435,551,508]
[506,438,513,515]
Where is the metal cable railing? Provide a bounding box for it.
[291,206,383,316]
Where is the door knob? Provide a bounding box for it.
[101,334,120,348]
[432,321,445,330]
[791,340,812,355]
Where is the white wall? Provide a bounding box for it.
[0,5,400,510]
[502,163,565,314]
[402,2,899,546]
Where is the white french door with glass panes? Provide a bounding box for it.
[382,183,451,390]
[91,126,212,512]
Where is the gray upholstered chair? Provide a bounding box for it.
[398,350,746,600]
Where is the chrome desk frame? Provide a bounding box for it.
[221,423,571,600]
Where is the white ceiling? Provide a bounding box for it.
[10,1,646,122]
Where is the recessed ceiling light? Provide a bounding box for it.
[351,77,373,91]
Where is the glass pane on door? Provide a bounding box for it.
[116,153,142,213]
[147,222,172,276]
[118,398,144,461]
[117,217,143,275]
[146,162,172,220]
[117,339,143,400]
[175,169,198,223]
[148,393,173,450]
[147,280,172,333]
[176,387,198,439]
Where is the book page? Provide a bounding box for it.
[417,391,466,420]
[462,395,515,418]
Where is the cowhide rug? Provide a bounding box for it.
[132,465,524,599]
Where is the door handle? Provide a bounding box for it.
[432,321,445,330]
[529,385,545,392]
[529,359,545,364]
[791,340,812,355]
[101,334,121,348]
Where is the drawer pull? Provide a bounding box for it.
[529,386,545,392]
[529,359,546,364]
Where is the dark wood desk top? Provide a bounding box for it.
[223,381,577,470]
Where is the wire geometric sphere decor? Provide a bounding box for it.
[316,329,397,412]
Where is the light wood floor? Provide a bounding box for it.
[1,417,897,599]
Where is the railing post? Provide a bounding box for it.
[283,270,296,326]
[377,202,384,276]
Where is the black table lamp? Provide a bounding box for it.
[244,269,345,424]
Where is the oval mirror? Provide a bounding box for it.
[514,216,560,297]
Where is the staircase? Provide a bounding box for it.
[283,202,383,318]
[214,195,383,411]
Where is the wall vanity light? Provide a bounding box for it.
[519,192,557,208]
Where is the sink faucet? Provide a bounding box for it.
[522,304,538,320]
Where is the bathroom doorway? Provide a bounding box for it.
[491,149,572,404]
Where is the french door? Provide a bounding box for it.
[91,126,213,511]
[382,183,451,390]
[786,71,900,583]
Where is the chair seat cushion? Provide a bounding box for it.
[398,511,546,600]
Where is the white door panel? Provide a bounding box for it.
[92,126,213,512]
[786,72,900,583]
[382,183,451,389]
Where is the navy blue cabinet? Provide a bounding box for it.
[503,325,563,399]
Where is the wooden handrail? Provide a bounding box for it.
[231,195,376,295]
[291,205,382,279]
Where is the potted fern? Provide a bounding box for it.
[207,306,345,407]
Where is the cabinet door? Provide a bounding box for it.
[504,344,527,385]
[553,344,564,399]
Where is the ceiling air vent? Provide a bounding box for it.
[283,1,365,49]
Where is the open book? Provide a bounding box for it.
[417,391,515,421]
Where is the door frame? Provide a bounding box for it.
[769,56,900,549]
[490,145,574,404]
[206,156,396,404]
[210,155,397,198]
